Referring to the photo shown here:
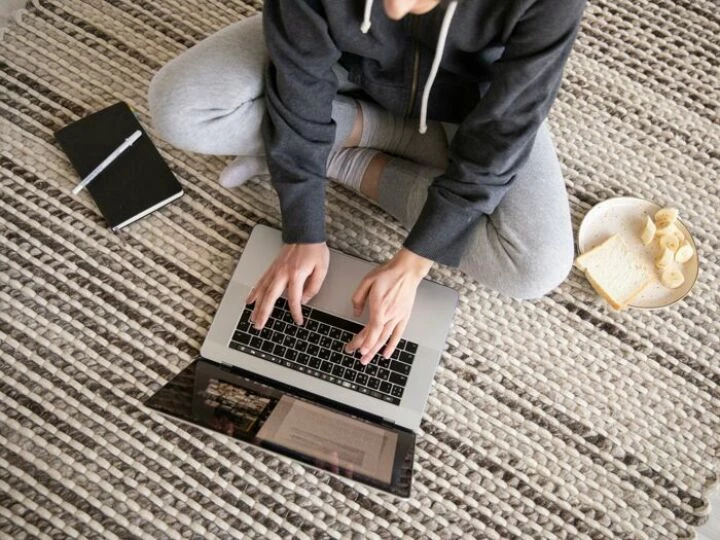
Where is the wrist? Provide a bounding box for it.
[393,248,433,278]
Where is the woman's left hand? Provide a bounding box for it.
[346,248,433,364]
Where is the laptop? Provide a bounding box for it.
[144,224,458,497]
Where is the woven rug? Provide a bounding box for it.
[1,0,718,538]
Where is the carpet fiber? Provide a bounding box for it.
[1,1,718,538]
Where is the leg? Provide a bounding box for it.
[375,122,574,299]
[148,15,267,156]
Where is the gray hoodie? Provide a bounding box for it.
[261,0,586,266]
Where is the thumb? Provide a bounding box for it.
[351,277,372,316]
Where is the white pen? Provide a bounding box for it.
[72,129,142,195]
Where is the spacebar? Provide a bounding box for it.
[309,309,364,334]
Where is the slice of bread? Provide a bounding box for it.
[575,235,654,310]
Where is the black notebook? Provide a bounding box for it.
[55,102,183,231]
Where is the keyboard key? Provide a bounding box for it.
[390,360,411,375]
[296,341,308,353]
[329,327,342,339]
[405,342,418,354]
[308,333,321,344]
[318,348,330,360]
[377,357,391,369]
[297,328,310,341]
[233,332,252,345]
[272,320,286,333]
[308,357,321,369]
[260,327,272,339]
[307,344,320,357]
[250,336,262,349]
[343,370,356,382]
[240,309,251,323]
[273,345,287,357]
[379,381,392,394]
[353,360,365,372]
[276,297,288,308]
[282,311,294,323]
[301,305,311,318]
[285,349,298,362]
[356,373,368,386]
[390,348,401,360]
[318,323,330,335]
[320,361,333,373]
[307,320,319,331]
[399,351,414,365]
[341,331,353,343]
[341,356,355,368]
[330,339,344,352]
[272,331,284,343]
[377,368,390,380]
[297,353,310,365]
[285,325,298,336]
[367,377,380,390]
[283,336,297,348]
[365,364,378,377]
[332,365,345,378]
[319,336,333,349]
[261,340,274,353]
[398,339,408,350]
[391,385,404,398]
[389,372,408,386]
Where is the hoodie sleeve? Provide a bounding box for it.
[261,0,341,245]
[403,0,586,266]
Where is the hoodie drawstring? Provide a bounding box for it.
[360,0,459,134]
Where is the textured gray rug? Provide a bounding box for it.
[1,0,719,538]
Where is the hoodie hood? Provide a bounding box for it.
[360,0,459,134]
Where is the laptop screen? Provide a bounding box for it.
[144,358,415,497]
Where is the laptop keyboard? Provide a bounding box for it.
[229,298,418,405]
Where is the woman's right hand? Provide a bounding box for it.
[246,242,330,329]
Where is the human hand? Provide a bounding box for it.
[345,248,433,364]
[246,242,329,329]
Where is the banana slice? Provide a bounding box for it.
[655,247,674,269]
[658,231,681,252]
[675,243,694,263]
[654,207,679,230]
[660,268,685,289]
[640,215,656,245]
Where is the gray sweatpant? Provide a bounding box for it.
[148,15,574,299]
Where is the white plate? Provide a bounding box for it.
[577,197,699,309]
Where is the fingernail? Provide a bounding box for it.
[294,318,302,325]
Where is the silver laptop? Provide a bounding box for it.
[145,224,458,497]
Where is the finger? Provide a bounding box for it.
[345,327,366,354]
[254,277,287,329]
[360,321,394,364]
[246,275,267,305]
[301,264,325,304]
[351,277,373,316]
[383,319,408,358]
[248,281,269,323]
[358,319,385,364]
[287,273,306,325]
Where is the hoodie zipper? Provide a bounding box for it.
[406,17,420,117]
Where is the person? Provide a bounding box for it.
[148,0,585,365]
